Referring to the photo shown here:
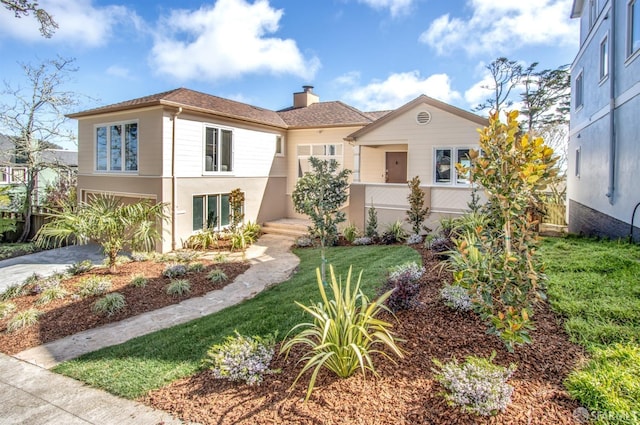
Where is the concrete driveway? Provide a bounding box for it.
[0,244,105,293]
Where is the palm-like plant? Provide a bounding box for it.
[36,194,168,272]
[280,265,404,401]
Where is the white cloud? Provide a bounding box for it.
[356,0,415,17]
[0,0,141,47]
[106,65,133,79]
[337,71,461,111]
[149,0,320,82]
[419,0,578,56]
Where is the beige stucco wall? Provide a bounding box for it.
[359,144,409,183]
[353,103,481,185]
[285,126,363,218]
[77,107,165,177]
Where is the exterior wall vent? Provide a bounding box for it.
[416,110,432,125]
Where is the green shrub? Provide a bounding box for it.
[187,262,205,273]
[6,308,41,332]
[171,250,201,263]
[183,230,219,250]
[0,283,28,301]
[213,253,228,263]
[166,279,191,296]
[129,273,148,288]
[243,221,261,241]
[203,332,277,386]
[66,260,94,276]
[130,251,152,262]
[295,236,314,247]
[23,273,43,286]
[365,202,378,239]
[280,265,404,401]
[566,344,640,425]
[0,301,17,318]
[162,263,187,279]
[342,223,360,244]
[381,220,408,244]
[207,268,228,284]
[36,285,69,305]
[406,176,430,235]
[92,293,126,316]
[433,353,517,417]
[76,276,112,298]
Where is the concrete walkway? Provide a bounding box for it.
[0,234,298,425]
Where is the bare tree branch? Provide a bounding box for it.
[1,0,58,37]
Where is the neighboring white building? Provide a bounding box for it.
[568,0,640,241]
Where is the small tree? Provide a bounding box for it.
[365,199,378,239]
[292,157,351,283]
[36,194,168,272]
[406,176,430,235]
[0,186,17,240]
[454,110,558,351]
[228,188,245,231]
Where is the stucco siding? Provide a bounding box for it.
[354,103,480,185]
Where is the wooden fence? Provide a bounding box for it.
[542,203,566,225]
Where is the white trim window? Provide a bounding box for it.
[95,121,138,172]
[204,126,233,173]
[0,167,26,184]
[600,35,609,80]
[629,0,640,57]
[297,143,343,177]
[192,193,241,231]
[434,147,473,185]
[574,71,584,109]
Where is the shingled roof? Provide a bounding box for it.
[278,101,375,128]
[68,88,384,130]
[68,88,288,129]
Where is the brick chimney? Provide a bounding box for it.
[293,85,319,108]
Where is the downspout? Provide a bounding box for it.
[171,107,183,251]
[605,0,616,204]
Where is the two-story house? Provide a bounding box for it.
[568,0,640,241]
[68,86,486,252]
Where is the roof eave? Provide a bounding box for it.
[67,100,288,129]
[570,0,585,18]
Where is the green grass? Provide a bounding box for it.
[540,236,640,424]
[54,245,418,399]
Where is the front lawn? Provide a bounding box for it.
[54,245,419,399]
[540,236,640,424]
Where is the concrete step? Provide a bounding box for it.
[262,220,309,238]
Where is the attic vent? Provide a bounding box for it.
[416,110,432,125]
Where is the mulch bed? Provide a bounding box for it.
[142,248,585,425]
[0,258,249,355]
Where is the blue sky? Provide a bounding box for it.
[0,0,579,147]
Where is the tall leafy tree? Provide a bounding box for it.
[520,64,570,133]
[1,0,57,37]
[473,57,523,113]
[0,57,80,242]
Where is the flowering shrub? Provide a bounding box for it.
[433,353,517,417]
[406,234,423,245]
[389,261,425,282]
[352,236,373,245]
[203,332,277,386]
[162,263,187,279]
[440,284,473,312]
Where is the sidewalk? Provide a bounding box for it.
[1,234,298,425]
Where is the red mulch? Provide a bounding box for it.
[0,258,249,355]
[141,248,585,424]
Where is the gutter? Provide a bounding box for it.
[171,106,183,251]
[606,1,616,204]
